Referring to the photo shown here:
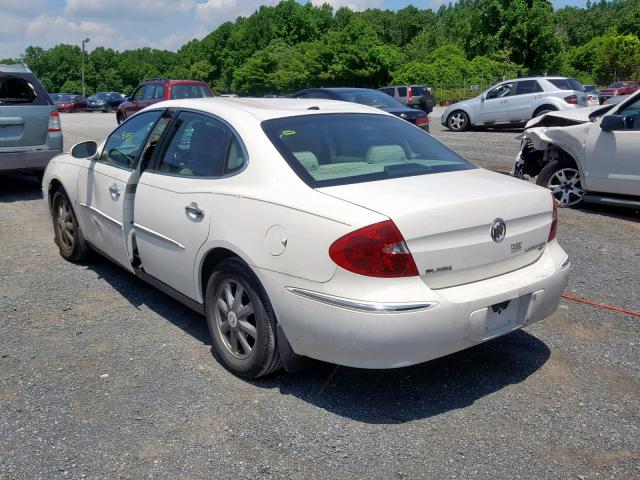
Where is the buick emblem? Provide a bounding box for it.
[490,218,506,243]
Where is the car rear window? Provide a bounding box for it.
[170,84,212,99]
[0,73,50,105]
[262,113,475,188]
[548,78,583,91]
[411,86,427,96]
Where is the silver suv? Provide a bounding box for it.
[0,64,62,174]
[441,77,588,132]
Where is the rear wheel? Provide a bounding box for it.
[447,110,470,132]
[537,159,585,207]
[205,258,282,378]
[52,190,91,261]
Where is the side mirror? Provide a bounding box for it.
[480,94,486,102]
[71,141,98,159]
[600,115,625,132]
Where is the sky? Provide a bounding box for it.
[0,0,588,60]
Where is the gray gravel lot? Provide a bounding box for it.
[1,111,639,479]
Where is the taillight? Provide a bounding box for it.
[564,95,578,104]
[329,220,419,278]
[548,195,558,241]
[407,87,413,105]
[415,116,428,127]
[48,111,61,132]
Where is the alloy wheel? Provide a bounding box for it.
[547,167,584,206]
[448,112,466,131]
[56,199,75,250]
[214,279,257,359]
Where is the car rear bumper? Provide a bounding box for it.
[260,240,569,369]
[0,146,63,172]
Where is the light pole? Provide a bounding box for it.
[81,38,90,97]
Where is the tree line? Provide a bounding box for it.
[2,0,640,100]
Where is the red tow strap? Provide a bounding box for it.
[562,293,640,317]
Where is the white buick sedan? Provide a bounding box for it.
[43,98,570,378]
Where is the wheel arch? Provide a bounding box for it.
[197,244,258,305]
[532,103,559,117]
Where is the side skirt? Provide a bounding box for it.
[86,240,205,316]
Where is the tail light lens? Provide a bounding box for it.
[564,95,578,104]
[48,111,61,132]
[548,195,558,241]
[415,116,429,127]
[407,87,413,105]
[329,220,419,278]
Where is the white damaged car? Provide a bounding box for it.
[514,90,640,208]
[43,98,569,378]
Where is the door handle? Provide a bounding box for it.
[534,95,542,99]
[109,183,120,198]
[185,202,205,219]
[500,100,508,104]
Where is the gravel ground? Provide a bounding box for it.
[1,111,639,480]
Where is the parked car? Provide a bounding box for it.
[442,77,588,132]
[582,85,600,106]
[514,90,640,208]
[43,97,569,378]
[54,94,88,112]
[116,78,213,123]
[87,92,125,112]
[0,63,62,175]
[598,81,638,104]
[378,85,435,113]
[603,94,631,105]
[290,88,430,131]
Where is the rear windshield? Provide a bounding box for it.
[0,74,50,105]
[262,113,475,188]
[410,86,427,96]
[336,90,402,109]
[170,84,212,99]
[548,78,583,91]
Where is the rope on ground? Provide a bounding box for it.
[562,293,640,317]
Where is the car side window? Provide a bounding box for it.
[99,110,163,169]
[619,99,640,130]
[380,88,394,96]
[143,84,159,100]
[397,87,407,97]
[132,86,145,100]
[153,84,165,99]
[157,111,232,177]
[514,80,543,96]
[486,83,514,99]
[225,135,245,174]
[306,91,332,99]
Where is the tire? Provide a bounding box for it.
[536,159,585,207]
[447,110,470,132]
[51,190,91,262]
[116,113,124,124]
[104,105,112,113]
[533,106,557,118]
[205,258,282,378]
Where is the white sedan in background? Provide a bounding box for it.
[43,98,569,378]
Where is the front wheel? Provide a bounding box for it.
[52,191,91,261]
[205,258,282,378]
[537,160,585,207]
[447,110,470,132]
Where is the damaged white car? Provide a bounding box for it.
[514,90,640,208]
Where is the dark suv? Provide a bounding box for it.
[0,64,62,174]
[116,78,213,123]
[378,85,435,113]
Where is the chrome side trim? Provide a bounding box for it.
[133,223,186,250]
[285,287,435,313]
[80,202,123,229]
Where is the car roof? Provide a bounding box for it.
[150,97,386,121]
[0,63,33,74]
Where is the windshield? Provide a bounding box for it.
[94,93,108,99]
[335,90,403,109]
[263,113,475,188]
[59,94,75,102]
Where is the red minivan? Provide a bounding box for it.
[116,78,213,123]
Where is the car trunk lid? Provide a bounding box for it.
[318,169,553,289]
